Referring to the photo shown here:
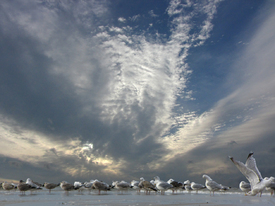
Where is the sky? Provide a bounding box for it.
[1,0,275,187]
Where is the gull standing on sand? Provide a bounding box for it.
[26,178,42,194]
[202,174,223,196]
[154,176,173,195]
[84,179,98,192]
[138,177,157,194]
[18,180,32,194]
[239,181,251,195]
[191,182,206,193]
[2,182,17,191]
[60,181,76,194]
[92,180,110,194]
[112,180,131,194]
[43,182,60,193]
[229,152,275,196]
[74,181,85,193]
[183,180,193,192]
[265,177,275,196]
[131,180,140,191]
[167,179,183,193]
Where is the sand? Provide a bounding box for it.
[1,189,275,206]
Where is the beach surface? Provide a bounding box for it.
[1,190,275,206]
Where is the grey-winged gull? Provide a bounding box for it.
[191,182,206,193]
[183,180,193,192]
[167,179,183,193]
[239,181,251,195]
[18,180,32,195]
[202,174,223,196]
[60,181,76,194]
[43,182,60,193]
[2,182,17,191]
[229,152,275,196]
[154,176,173,195]
[138,177,157,194]
[265,177,275,196]
[92,180,110,194]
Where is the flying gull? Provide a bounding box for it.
[229,152,275,196]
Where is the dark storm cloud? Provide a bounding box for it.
[0,0,175,180]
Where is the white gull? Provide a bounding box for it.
[229,152,275,196]
[239,181,251,195]
[190,182,206,193]
[154,176,173,195]
[202,174,223,196]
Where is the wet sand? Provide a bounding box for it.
[1,190,275,206]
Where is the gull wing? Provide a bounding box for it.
[158,182,173,189]
[242,182,251,189]
[192,183,205,189]
[245,152,263,180]
[207,180,223,189]
[230,157,260,188]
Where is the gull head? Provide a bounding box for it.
[154,176,160,181]
[202,174,212,180]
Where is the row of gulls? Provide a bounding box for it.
[4,152,274,197]
[229,152,275,196]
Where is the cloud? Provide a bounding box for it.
[0,0,223,183]
[118,17,126,23]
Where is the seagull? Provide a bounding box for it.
[43,182,60,193]
[167,179,183,193]
[26,178,42,188]
[131,180,141,193]
[112,180,131,194]
[265,177,275,196]
[239,181,251,195]
[92,180,110,195]
[191,182,206,193]
[18,180,32,195]
[83,179,98,192]
[229,152,275,196]
[183,180,193,192]
[138,177,157,194]
[26,178,42,194]
[60,181,76,194]
[2,182,17,191]
[154,176,173,195]
[131,180,140,188]
[202,174,223,196]
[74,181,85,193]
